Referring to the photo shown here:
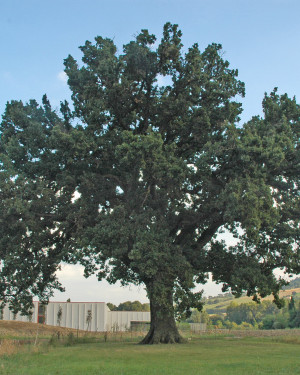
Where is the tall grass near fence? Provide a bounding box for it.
[0,327,148,358]
[1,335,300,375]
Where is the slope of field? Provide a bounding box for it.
[0,320,78,338]
[204,288,300,314]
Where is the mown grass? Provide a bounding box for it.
[1,335,299,375]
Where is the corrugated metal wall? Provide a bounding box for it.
[106,311,150,331]
[1,301,38,323]
[46,302,108,331]
[0,301,150,332]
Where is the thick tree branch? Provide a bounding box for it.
[195,218,224,249]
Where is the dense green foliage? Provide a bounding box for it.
[0,23,299,341]
[107,300,150,311]
[185,309,211,324]
[286,296,300,328]
[202,294,300,330]
[227,300,279,326]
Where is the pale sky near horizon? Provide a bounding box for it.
[1,0,299,304]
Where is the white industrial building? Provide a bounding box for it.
[0,301,150,332]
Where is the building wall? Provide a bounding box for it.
[45,302,109,331]
[106,311,150,331]
[1,301,38,323]
[0,301,150,332]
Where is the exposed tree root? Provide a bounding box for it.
[140,326,186,344]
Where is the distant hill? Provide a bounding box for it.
[282,277,300,290]
[203,286,300,314]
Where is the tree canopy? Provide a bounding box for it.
[0,23,299,343]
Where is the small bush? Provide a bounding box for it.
[65,332,75,346]
[273,315,288,330]
[262,315,276,329]
[48,334,59,347]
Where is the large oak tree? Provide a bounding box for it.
[0,23,299,343]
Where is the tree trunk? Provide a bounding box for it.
[140,282,185,344]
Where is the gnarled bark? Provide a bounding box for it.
[140,282,185,344]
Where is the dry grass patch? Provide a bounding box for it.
[0,320,85,357]
[0,339,18,356]
[0,320,77,337]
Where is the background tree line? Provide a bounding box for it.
[106,289,300,330]
[186,295,300,330]
[107,301,150,312]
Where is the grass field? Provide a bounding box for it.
[1,333,300,375]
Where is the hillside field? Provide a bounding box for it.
[204,287,300,314]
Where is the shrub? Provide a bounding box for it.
[273,315,288,329]
[65,332,75,346]
[262,315,276,329]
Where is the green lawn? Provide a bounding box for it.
[1,336,299,375]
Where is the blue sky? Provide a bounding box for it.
[1,0,299,303]
[1,0,300,123]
